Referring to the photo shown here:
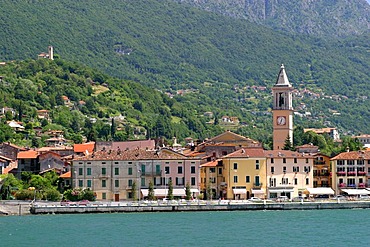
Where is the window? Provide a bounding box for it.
[141,164,146,173]
[128,179,133,186]
[115,167,119,175]
[87,180,92,188]
[271,158,274,164]
[178,166,183,174]
[255,160,260,170]
[305,178,309,185]
[283,166,287,173]
[271,167,275,173]
[191,177,196,186]
[102,193,106,200]
[269,178,276,187]
[358,160,364,165]
[210,168,215,173]
[102,168,106,175]
[191,166,196,174]
[78,180,83,187]
[234,176,238,183]
[156,165,161,174]
[102,180,106,187]
[233,163,238,170]
[178,161,183,164]
[165,166,170,174]
[218,167,222,175]
[282,178,288,185]
[283,158,286,163]
[141,178,145,186]
[338,160,345,165]
[115,180,119,187]
[347,160,355,165]
[246,176,250,183]
[304,166,311,173]
[78,167,83,176]
[255,176,260,186]
[87,168,91,176]
[293,166,299,172]
[128,167,132,175]
[294,178,298,185]
[294,158,297,163]
[306,158,309,163]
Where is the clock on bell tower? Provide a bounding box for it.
[272,64,294,150]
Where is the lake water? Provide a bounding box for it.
[1,209,369,246]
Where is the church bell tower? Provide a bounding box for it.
[272,64,294,150]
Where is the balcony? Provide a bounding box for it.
[357,171,366,176]
[347,184,356,188]
[358,183,366,188]
[347,171,356,176]
[336,171,346,176]
[338,183,346,188]
[314,161,326,165]
[141,171,162,176]
[253,183,263,188]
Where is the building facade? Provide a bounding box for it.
[72,149,201,201]
[265,150,314,199]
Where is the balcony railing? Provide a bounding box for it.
[358,183,366,188]
[347,171,356,176]
[338,183,346,188]
[314,161,326,165]
[253,183,263,188]
[357,171,366,176]
[141,171,162,176]
[336,171,346,176]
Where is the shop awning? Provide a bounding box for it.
[341,189,370,195]
[268,188,294,193]
[154,189,185,196]
[141,189,149,197]
[233,189,246,194]
[306,187,334,195]
[251,189,265,194]
[190,189,199,193]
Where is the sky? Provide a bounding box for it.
[367,0,370,4]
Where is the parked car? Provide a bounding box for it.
[60,200,72,206]
[332,195,346,200]
[276,196,290,202]
[248,197,263,202]
[292,196,305,202]
[359,195,370,200]
[78,200,90,206]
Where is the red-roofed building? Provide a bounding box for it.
[74,142,95,156]
[95,140,155,152]
[72,148,201,201]
[331,150,369,194]
[17,150,39,178]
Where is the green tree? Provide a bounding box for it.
[283,135,293,151]
[132,181,137,201]
[206,181,212,200]
[148,180,155,200]
[167,179,174,200]
[185,182,192,201]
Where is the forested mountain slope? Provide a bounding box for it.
[175,0,370,37]
[0,0,369,136]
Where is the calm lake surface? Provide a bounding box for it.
[1,209,369,246]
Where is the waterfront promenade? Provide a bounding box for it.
[29,199,370,215]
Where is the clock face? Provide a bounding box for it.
[277,116,286,125]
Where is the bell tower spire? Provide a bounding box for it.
[272,64,294,150]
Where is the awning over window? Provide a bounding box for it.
[233,189,246,194]
[190,189,199,193]
[141,189,149,197]
[341,189,370,195]
[251,189,265,194]
[307,187,334,195]
[268,188,294,193]
[141,189,186,197]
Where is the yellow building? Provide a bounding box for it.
[200,159,223,200]
[222,148,266,200]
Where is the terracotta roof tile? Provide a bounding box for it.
[74,142,95,153]
[331,150,370,160]
[224,148,265,158]
[264,150,313,158]
[17,150,38,159]
[60,171,71,178]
